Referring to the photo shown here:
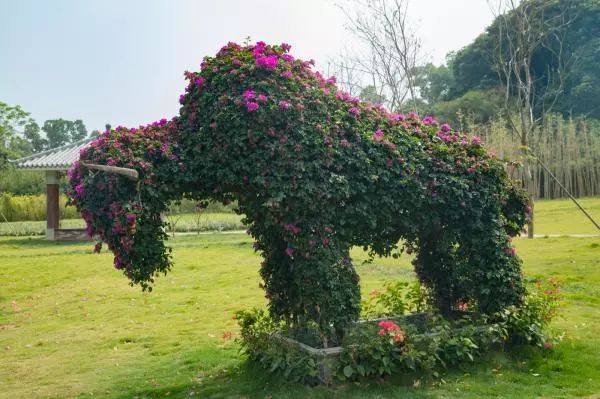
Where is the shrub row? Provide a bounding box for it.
[0,212,244,236]
[0,193,79,222]
[0,193,236,223]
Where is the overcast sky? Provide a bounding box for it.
[0,0,495,132]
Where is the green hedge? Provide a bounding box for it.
[0,193,79,222]
[0,193,236,223]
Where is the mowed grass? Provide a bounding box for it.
[0,199,599,398]
[534,197,600,235]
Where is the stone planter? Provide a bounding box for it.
[270,311,483,384]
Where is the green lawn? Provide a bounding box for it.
[1,199,599,398]
[533,197,600,235]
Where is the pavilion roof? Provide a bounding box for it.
[10,139,92,171]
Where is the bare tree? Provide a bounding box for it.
[338,0,422,112]
[489,0,575,238]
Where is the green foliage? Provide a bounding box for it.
[361,280,431,319]
[42,118,87,149]
[237,277,562,384]
[496,277,562,347]
[337,320,408,379]
[0,102,37,168]
[413,63,454,105]
[359,85,386,105]
[0,167,45,195]
[235,309,320,384]
[0,192,79,222]
[432,89,504,127]
[0,212,242,236]
[446,0,600,119]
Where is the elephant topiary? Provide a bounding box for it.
[69,41,529,341]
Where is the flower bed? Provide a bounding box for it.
[236,279,561,385]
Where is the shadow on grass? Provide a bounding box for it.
[108,344,588,399]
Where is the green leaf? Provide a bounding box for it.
[343,365,354,378]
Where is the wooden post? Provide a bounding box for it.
[46,170,60,240]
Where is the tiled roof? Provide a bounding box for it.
[11,139,92,170]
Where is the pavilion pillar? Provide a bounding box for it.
[46,170,60,240]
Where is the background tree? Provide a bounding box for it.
[340,0,422,112]
[488,0,576,237]
[23,121,46,152]
[359,85,387,105]
[42,118,88,148]
[0,102,37,169]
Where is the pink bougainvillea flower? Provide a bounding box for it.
[179,94,185,104]
[326,76,336,84]
[246,102,259,112]
[440,123,451,132]
[283,223,301,235]
[243,89,255,100]
[280,71,293,78]
[378,329,386,336]
[285,247,294,257]
[74,184,84,197]
[278,100,290,109]
[471,136,482,145]
[195,77,205,88]
[348,107,359,115]
[256,55,278,70]
[408,111,418,119]
[256,94,268,102]
[281,53,294,62]
[373,128,384,142]
[281,42,292,51]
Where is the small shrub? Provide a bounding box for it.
[361,281,431,319]
[495,277,561,346]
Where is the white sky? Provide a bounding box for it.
[0,0,495,131]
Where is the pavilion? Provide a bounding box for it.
[11,139,92,240]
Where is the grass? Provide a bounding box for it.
[0,199,599,398]
[533,197,600,235]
